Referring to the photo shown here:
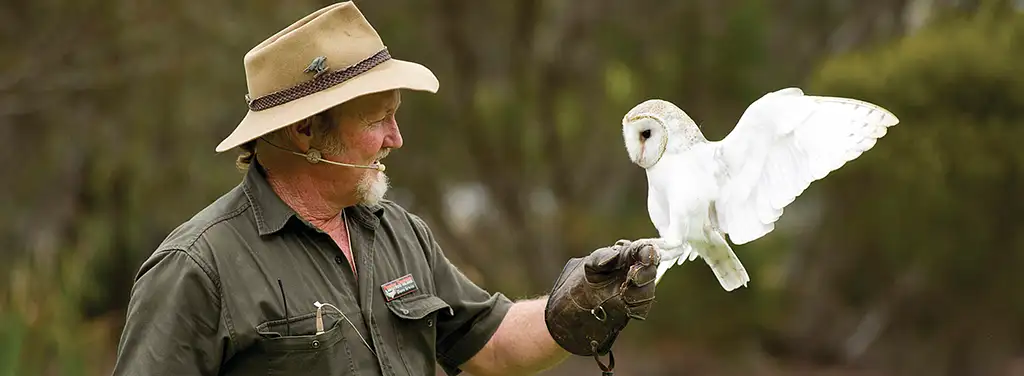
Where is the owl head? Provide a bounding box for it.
[621,99,705,168]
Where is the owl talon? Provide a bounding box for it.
[631,238,658,247]
[632,238,681,251]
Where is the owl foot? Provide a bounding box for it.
[632,237,683,251]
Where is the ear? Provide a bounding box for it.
[286,118,315,152]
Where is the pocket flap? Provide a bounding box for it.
[256,311,322,338]
[385,293,453,320]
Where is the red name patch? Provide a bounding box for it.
[381,274,417,301]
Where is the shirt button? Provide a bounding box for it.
[427,319,433,327]
[335,256,344,265]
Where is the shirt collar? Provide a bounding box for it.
[242,161,385,236]
[242,162,300,236]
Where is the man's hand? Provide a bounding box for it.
[459,240,659,376]
[543,240,660,361]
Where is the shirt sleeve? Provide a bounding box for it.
[408,214,513,376]
[112,249,230,376]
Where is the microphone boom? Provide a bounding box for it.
[298,149,385,172]
[259,137,386,172]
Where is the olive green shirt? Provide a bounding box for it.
[112,163,512,376]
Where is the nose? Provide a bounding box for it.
[381,115,403,149]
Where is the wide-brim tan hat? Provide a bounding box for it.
[215,1,439,153]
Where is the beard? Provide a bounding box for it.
[355,169,389,206]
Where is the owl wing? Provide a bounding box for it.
[711,87,898,245]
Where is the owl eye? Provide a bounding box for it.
[641,129,652,139]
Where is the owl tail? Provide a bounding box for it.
[700,231,750,291]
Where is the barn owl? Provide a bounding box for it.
[622,87,898,291]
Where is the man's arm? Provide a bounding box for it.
[458,297,569,376]
[112,249,229,376]
[407,213,657,376]
[460,240,660,376]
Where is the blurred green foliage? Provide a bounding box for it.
[798,7,1024,373]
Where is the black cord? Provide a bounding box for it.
[278,279,290,336]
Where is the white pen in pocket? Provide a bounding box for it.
[314,300,377,356]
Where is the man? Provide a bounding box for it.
[112,2,660,376]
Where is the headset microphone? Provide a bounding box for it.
[260,138,386,172]
[296,149,386,172]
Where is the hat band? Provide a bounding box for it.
[245,48,392,111]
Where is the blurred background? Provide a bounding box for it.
[2,0,1023,375]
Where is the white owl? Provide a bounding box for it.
[622,87,899,291]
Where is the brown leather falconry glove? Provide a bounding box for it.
[544,239,660,375]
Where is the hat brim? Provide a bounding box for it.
[215,58,439,153]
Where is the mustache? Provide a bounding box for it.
[375,148,391,160]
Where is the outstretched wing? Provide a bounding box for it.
[712,87,898,245]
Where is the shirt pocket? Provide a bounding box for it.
[384,293,453,374]
[255,311,357,376]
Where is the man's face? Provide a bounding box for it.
[315,90,403,206]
